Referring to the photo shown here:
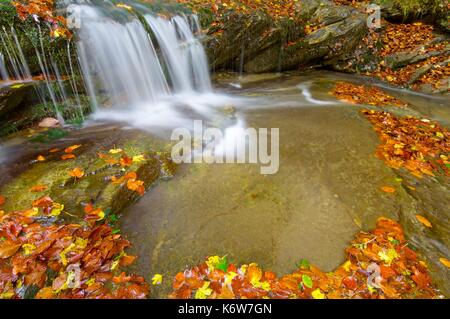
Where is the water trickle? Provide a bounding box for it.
[0,52,8,81]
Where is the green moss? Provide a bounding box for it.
[377,0,446,18]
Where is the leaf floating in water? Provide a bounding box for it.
[415,215,432,228]
[36,155,46,162]
[439,258,450,268]
[381,186,396,193]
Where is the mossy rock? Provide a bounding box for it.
[0,140,176,222]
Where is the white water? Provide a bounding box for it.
[0,52,8,81]
[74,4,243,132]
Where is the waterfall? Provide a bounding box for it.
[0,52,8,81]
[0,2,226,130]
[75,4,213,111]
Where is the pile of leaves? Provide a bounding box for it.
[380,23,435,57]
[35,144,148,197]
[12,0,71,38]
[177,0,299,19]
[367,22,449,91]
[331,82,408,107]
[0,196,149,299]
[169,217,441,299]
[361,109,450,178]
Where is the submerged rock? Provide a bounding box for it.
[0,129,176,223]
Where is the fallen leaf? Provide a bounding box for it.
[69,167,85,178]
[61,154,76,160]
[0,241,21,258]
[152,274,163,285]
[37,155,46,162]
[415,215,432,228]
[132,155,145,163]
[439,258,450,268]
[311,288,325,299]
[65,144,81,153]
[0,195,5,206]
[30,185,48,192]
[381,186,396,193]
[109,148,123,154]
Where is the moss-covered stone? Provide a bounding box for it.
[0,0,71,76]
[0,139,176,223]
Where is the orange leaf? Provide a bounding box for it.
[37,155,46,162]
[0,195,5,206]
[124,172,137,180]
[65,144,81,153]
[120,156,133,167]
[30,185,48,192]
[32,196,53,208]
[0,241,22,259]
[49,148,60,153]
[415,215,432,228]
[120,255,137,267]
[84,202,94,214]
[126,179,145,195]
[381,186,396,193]
[61,154,76,160]
[69,167,85,178]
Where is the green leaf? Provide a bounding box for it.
[297,259,310,269]
[112,229,121,234]
[216,256,229,272]
[108,214,119,223]
[302,274,313,289]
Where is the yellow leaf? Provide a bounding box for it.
[86,278,96,286]
[342,260,351,272]
[110,259,120,271]
[224,272,237,285]
[206,255,221,271]
[439,258,450,268]
[109,148,123,154]
[50,203,64,216]
[378,248,399,265]
[116,3,132,10]
[311,288,325,299]
[132,155,145,163]
[415,215,432,228]
[22,244,36,255]
[59,243,75,266]
[194,281,213,299]
[37,155,46,162]
[152,274,163,285]
[0,292,14,299]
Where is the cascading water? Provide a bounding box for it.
[71,3,244,132]
[0,52,8,81]
[0,1,244,133]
